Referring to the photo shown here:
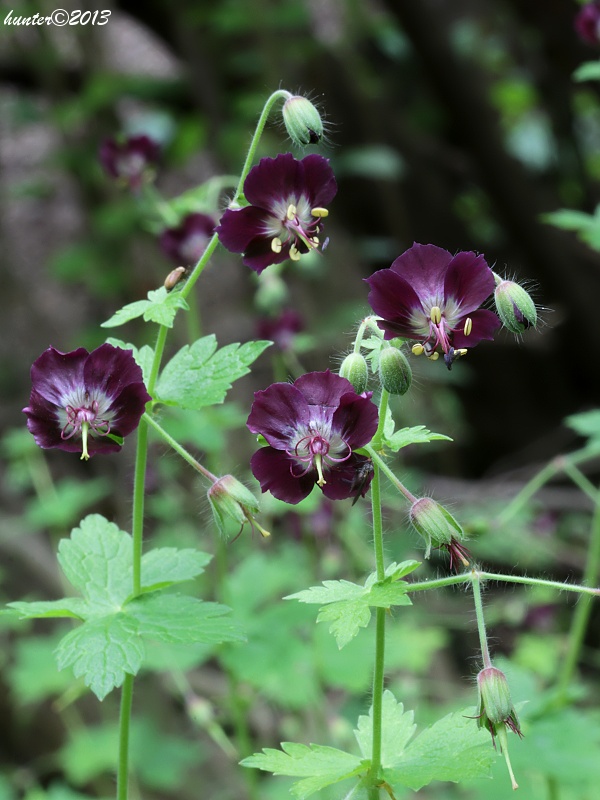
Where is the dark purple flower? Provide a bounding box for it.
[23,344,151,460]
[159,212,216,265]
[366,243,500,369]
[575,1,600,44]
[216,153,337,274]
[256,309,304,351]
[99,134,160,189]
[247,370,378,504]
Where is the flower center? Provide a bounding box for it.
[287,426,352,487]
[61,393,111,460]
[116,153,146,179]
[270,202,328,262]
[411,305,471,369]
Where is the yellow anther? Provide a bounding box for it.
[311,207,329,218]
[412,343,425,356]
[428,352,440,361]
[463,317,473,336]
[271,237,282,253]
[289,245,301,262]
[311,236,320,245]
[286,204,297,220]
[456,348,468,357]
[430,306,442,325]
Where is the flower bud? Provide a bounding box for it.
[476,666,523,790]
[409,497,470,570]
[378,346,412,396]
[282,95,324,147]
[339,352,369,394]
[494,279,537,334]
[207,475,269,538]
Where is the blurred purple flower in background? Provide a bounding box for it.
[159,212,216,265]
[99,134,161,190]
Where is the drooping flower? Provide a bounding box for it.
[476,665,523,790]
[216,153,337,274]
[99,134,160,189]
[23,344,151,459]
[409,497,471,571]
[256,308,304,351]
[575,1,600,45]
[159,212,216,265]
[247,370,378,504]
[365,243,500,369]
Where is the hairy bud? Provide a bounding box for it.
[476,666,523,790]
[339,352,369,394]
[494,278,537,334]
[208,475,269,539]
[282,95,324,147]
[409,497,470,569]
[378,346,412,396]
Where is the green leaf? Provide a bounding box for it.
[382,708,496,791]
[573,60,600,82]
[565,409,600,443]
[287,561,418,648]
[156,336,271,409]
[101,287,189,329]
[355,690,417,766]
[540,208,596,231]
[140,547,211,593]
[55,613,145,700]
[104,338,155,385]
[241,742,364,800]
[385,425,452,452]
[126,594,245,644]
[7,598,87,620]
[58,515,133,606]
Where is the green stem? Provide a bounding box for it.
[368,437,386,797]
[116,674,134,800]
[406,570,600,597]
[471,571,491,667]
[556,490,600,701]
[365,445,417,504]
[143,413,218,482]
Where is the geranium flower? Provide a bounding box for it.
[247,371,378,504]
[575,1,600,45]
[366,243,500,368]
[216,153,337,274]
[256,308,304,351]
[159,212,215,265]
[23,344,151,459]
[99,134,160,189]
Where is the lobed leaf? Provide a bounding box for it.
[156,335,271,409]
[101,287,188,329]
[385,425,452,452]
[140,548,212,593]
[241,742,364,800]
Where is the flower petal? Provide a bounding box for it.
[300,154,338,206]
[453,309,501,348]
[331,392,379,450]
[250,446,315,504]
[29,347,89,405]
[366,269,424,339]
[247,382,309,449]
[443,251,495,313]
[217,206,273,253]
[321,454,373,501]
[389,243,453,300]
[83,343,151,404]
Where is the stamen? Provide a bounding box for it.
[428,352,440,361]
[430,306,442,325]
[456,348,468,357]
[286,204,297,221]
[271,237,282,253]
[412,343,425,356]
[311,207,329,218]
[463,317,473,336]
[289,245,301,262]
[311,236,319,245]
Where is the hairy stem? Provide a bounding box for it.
[471,571,491,668]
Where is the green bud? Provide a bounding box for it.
[207,475,269,538]
[339,352,369,394]
[378,346,412,395]
[409,497,464,558]
[282,95,324,147]
[494,279,537,334]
